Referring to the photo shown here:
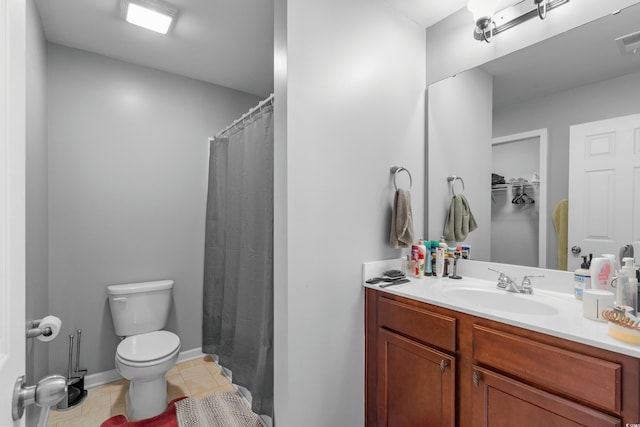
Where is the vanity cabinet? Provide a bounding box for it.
[471,366,620,427]
[365,288,640,426]
[373,295,457,426]
[377,329,455,426]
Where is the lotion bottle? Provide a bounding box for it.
[590,256,612,291]
[574,254,591,300]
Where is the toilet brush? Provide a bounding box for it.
[57,332,88,410]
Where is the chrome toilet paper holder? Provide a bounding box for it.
[26,318,53,339]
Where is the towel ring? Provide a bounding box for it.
[447,176,465,195]
[391,166,412,191]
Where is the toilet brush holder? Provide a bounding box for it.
[57,331,88,410]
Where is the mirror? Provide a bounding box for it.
[427,3,640,271]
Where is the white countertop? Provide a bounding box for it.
[363,264,640,358]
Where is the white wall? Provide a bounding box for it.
[46,44,260,375]
[425,0,640,85]
[274,0,425,424]
[25,1,48,424]
[494,70,640,269]
[427,68,492,258]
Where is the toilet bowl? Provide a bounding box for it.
[107,280,181,421]
[115,330,181,420]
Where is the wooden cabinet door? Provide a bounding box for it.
[471,366,621,427]
[377,328,455,427]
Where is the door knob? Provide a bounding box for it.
[12,374,67,420]
[571,246,582,255]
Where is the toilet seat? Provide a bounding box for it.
[117,330,180,365]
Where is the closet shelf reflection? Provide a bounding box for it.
[491,182,540,191]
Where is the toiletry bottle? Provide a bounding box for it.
[439,237,448,250]
[411,245,420,278]
[622,257,637,286]
[622,257,638,314]
[602,254,618,291]
[417,239,427,278]
[431,253,437,276]
[446,247,455,276]
[435,247,445,278]
[461,245,471,259]
[574,255,591,300]
[615,270,637,315]
[431,241,440,276]
[443,253,449,277]
[589,257,612,291]
[424,241,433,275]
[404,255,413,277]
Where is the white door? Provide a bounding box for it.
[0,0,26,425]
[567,113,640,272]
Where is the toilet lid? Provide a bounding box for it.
[117,331,180,363]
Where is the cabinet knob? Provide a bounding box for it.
[473,371,481,388]
[439,360,449,373]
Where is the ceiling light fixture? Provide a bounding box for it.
[468,0,569,43]
[120,0,178,35]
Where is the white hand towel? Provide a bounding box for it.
[390,189,414,248]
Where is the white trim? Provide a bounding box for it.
[84,369,122,389]
[85,347,206,389]
[492,128,548,268]
[176,347,206,364]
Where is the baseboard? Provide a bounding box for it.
[85,347,205,389]
[176,347,205,364]
[84,368,122,389]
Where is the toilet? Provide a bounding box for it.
[107,280,181,421]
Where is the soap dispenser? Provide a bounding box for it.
[574,254,592,300]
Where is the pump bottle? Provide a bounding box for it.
[574,254,591,300]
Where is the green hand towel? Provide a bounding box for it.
[443,194,477,242]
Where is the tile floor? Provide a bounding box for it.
[47,355,235,427]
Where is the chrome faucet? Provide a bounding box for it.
[488,269,543,294]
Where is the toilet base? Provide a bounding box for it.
[125,376,168,421]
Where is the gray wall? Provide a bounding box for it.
[494,70,640,269]
[427,68,493,257]
[25,3,49,424]
[273,0,425,424]
[46,43,260,375]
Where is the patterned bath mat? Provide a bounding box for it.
[175,392,260,427]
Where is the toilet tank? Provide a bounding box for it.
[107,280,174,337]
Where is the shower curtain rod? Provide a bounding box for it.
[213,93,274,140]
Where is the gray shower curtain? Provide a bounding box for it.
[202,103,273,418]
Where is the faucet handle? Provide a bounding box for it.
[488,268,515,288]
[521,274,543,293]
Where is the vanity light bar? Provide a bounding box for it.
[474,0,569,41]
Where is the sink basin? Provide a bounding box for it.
[442,286,560,316]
